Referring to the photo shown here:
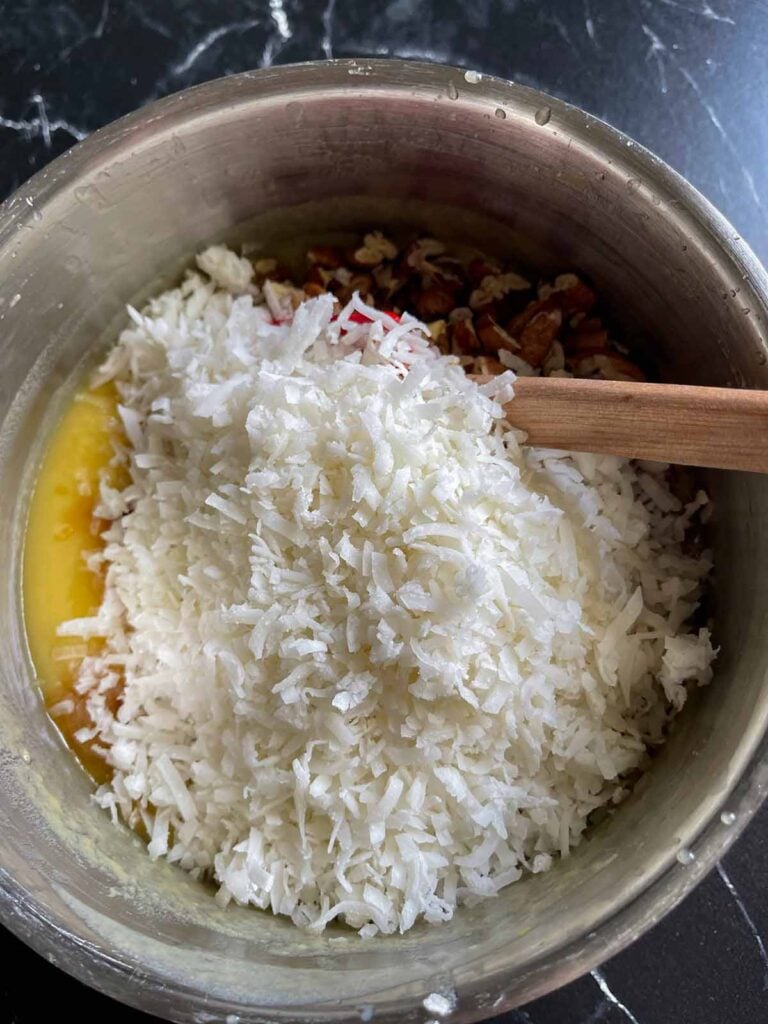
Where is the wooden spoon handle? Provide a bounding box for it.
[487,376,768,473]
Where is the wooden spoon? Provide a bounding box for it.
[471,375,768,473]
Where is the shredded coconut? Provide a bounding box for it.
[67,245,716,936]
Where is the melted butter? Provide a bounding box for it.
[24,382,126,781]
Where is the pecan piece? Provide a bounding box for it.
[566,329,610,355]
[263,280,306,321]
[305,264,334,288]
[373,261,409,301]
[516,308,562,367]
[303,282,327,298]
[507,297,557,337]
[404,238,446,275]
[571,352,646,381]
[414,283,457,320]
[252,258,292,284]
[469,271,531,310]
[333,272,375,304]
[426,319,448,347]
[307,245,343,269]
[253,257,277,277]
[448,308,479,354]
[559,279,597,315]
[351,230,399,267]
[467,256,502,285]
[475,312,519,354]
[471,355,506,376]
[571,315,603,334]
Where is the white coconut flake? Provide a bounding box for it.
[423,991,457,1017]
[66,246,715,937]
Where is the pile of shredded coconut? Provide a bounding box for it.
[62,244,716,936]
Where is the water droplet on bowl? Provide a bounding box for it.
[9,293,21,309]
[626,178,641,194]
[676,848,695,865]
[464,69,482,84]
[359,1005,375,1022]
[720,811,736,826]
[32,209,42,222]
[494,107,507,120]
[535,106,552,126]
[20,748,31,763]
[447,82,459,100]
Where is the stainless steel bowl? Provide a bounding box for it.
[1,60,768,1024]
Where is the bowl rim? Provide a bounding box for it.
[2,57,768,1024]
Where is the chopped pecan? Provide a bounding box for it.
[303,282,326,298]
[350,272,374,294]
[425,256,465,287]
[467,256,502,285]
[252,258,292,284]
[373,261,409,300]
[414,283,458,320]
[448,308,479,354]
[507,297,556,337]
[572,316,603,334]
[553,272,581,291]
[559,279,597,315]
[263,280,306,321]
[566,329,610,355]
[305,264,334,288]
[307,245,343,269]
[469,271,531,310]
[426,319,448,346]
[471,355,506,376]
[543,340,566,374]
[539,274,596,315]
[571,352,646,381]
[516,308,562,367]
[253,257,277,277]
[351,230,398,266]
[333,272,375,304]
[404,238,446,275]
[333,267,353,286]
[475,312,519,354]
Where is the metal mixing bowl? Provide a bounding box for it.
[1,60,768,1024]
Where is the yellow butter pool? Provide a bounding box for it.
[24,383,123,779]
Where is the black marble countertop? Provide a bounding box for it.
[2,1,768,1022]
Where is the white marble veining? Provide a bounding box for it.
[168,19,261,79]
[591,969,641,1024]
[321,0,337,59]
[653,0,735,24]
[0,92,86,145]
[718,863,768,989]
